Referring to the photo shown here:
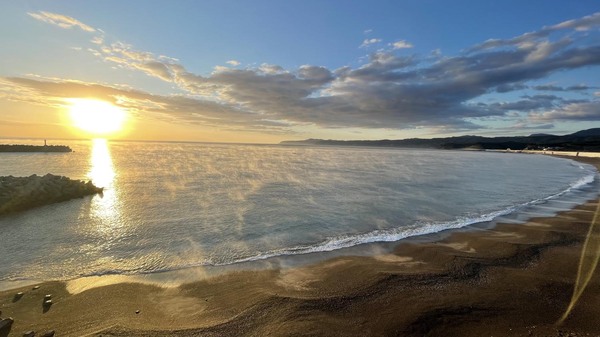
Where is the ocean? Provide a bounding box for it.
[0,139,598,286]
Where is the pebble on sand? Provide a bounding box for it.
[41,330,55,337]
[33,286,40,290]
[44,294,52,300]
[23,331,35,337]
[0,317,15,329]
[43,300,53,306]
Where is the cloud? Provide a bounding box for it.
[90,10,600,131]
[391,40,413,49]
[91,36,104,45]
[530,100,600,122]
[495,83,528,93]
[469,12,600,52]
[28,11,95,32]
[134,61,174,81]
[16,10,600,134]
[510,122,555,130]
[551,12,600,31]
[484,95,562,113]
[360,38,382,48]
[0,77,289,132]
[91,41,183,82]
[533,84,595,91]
[298,65,334,83]
[533,84,566,91]
[258,63,286,74]
[567,84,594,91]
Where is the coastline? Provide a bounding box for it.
[1,156,599,336]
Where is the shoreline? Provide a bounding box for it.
[1,156,599,336]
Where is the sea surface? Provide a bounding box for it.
[0,139,598,285]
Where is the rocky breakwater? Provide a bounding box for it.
[0,145,72,153]
[0,174,103,216]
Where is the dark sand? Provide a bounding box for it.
[1,157,599,337]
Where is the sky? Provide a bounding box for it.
[1,1,600,143]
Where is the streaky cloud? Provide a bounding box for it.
[27,11,96,32]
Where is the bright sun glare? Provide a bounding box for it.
[67,98,127,136]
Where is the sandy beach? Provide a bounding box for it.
[1,156,599,337]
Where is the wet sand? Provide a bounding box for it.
[1,157,599,337]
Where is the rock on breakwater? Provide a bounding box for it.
[0,145,72,153]
[0,174,103,215]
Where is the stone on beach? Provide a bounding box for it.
[44,294,51,300]
[41,330,55,337]
[0,317,14,330]
[14,292,24,301]
[23,331,35,337]
[43,300,52,306]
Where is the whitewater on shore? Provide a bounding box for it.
[0,139,598,287]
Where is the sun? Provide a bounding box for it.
[67,98,127,136]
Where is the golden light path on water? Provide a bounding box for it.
[67,138,136,293]
[87,138,122,237]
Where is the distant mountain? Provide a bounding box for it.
[280,128,600,152]
[529,133,555,137]
[569,128,600,137]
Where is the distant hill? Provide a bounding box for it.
[569,128,600,137]
[280,128,600,152]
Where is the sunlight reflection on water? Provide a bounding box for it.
[87,138,122,237]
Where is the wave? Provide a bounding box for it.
[569,171,596,190]
[207,207,518,266]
